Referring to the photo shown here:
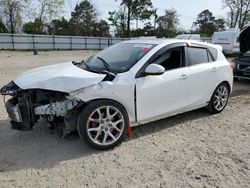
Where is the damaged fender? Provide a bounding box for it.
[69,72,136,123]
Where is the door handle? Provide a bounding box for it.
[211,67,218,72]
[179,74,189,80]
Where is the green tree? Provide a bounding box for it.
[222,0,250,29]
[22,21,37,34]
[108,6,127,37]
[49,17,71,35]
[193,9,222,36]
[0,0,22,33]
[93,19,110,37]
[70,0,97,36]
[25,0,64,33]
[22,18,45,34]
[115,0,154,37]
[156,8,179,38]
[131,22,155,36]
[0,18,8,32]
[215,18,226,31]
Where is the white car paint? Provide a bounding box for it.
[136,66,190,122]
[70,71,136,124]
[14,62,106,92]
[11,39,233,127]
[175,34,201,41]
[188,61,219,107]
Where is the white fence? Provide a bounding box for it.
[0,34,130,50]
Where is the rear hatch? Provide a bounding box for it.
[240,26,250,53]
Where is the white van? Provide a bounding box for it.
[212,28,240,55]
[175,34,201,41]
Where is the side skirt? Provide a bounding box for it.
[131,103,208,127]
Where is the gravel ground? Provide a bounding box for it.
[0,51,249,188]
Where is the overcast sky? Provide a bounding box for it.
[65,0,228,30]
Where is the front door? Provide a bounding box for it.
[136,46,190,122]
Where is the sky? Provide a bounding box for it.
[65,0,228,30]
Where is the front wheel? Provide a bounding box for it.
[207,83,230,114]
[77,100,129,150]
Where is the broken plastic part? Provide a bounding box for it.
[127,122,132,137]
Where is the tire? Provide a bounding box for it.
[206,83,230,114]
[77,100,129,150]
[233,77,239,81]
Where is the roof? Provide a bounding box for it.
[123,38,220,49]
[122,38,178,45]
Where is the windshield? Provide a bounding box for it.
[78,43,155,74]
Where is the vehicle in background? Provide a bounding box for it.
[211,28,240,55]
[175,34,201,41]
[232,26,250,80]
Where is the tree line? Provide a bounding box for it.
[0,0,250,37]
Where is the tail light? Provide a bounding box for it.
[230,62,236,70]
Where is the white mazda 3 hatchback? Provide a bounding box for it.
[1,39,233,150]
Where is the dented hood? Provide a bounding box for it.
[14,62,106,92]
[240,26,250,53]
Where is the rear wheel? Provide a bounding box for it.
[207,83,230,114]
[77,100,129,150]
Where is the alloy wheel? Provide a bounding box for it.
[86,106,125,146]
[213,85,229,111]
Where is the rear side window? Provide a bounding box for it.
[208,47,218,61]
[188,47,209,65]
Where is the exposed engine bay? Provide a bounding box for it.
[1,81,79,136]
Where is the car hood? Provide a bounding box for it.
[240,26,250,53]
[14,62,106,92]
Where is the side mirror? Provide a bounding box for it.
[145,64,165,75]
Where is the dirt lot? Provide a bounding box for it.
[0,51,250,188]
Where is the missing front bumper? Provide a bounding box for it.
[5,100,22,123]
[5,99,33,131]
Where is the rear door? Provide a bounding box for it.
[187,46,219,108]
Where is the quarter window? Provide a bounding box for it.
[208,47,218,61]
[188,47,209,65]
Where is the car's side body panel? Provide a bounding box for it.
[69,71,137,123]
[136,67,190,122]
[187,62,220,107]
[216,51,234,92]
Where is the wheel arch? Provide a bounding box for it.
[75,98,130,120]
[220,81,232,94]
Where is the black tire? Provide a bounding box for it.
[233,77,239,81]
[206,82,230,114]
[77,100,129,150]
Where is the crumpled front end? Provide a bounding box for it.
[1,82,79,132]
[0,62,108,134]
[1,82,33,130]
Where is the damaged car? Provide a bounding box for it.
[1,39,233,150]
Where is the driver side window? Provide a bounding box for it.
[151,47,184,71]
